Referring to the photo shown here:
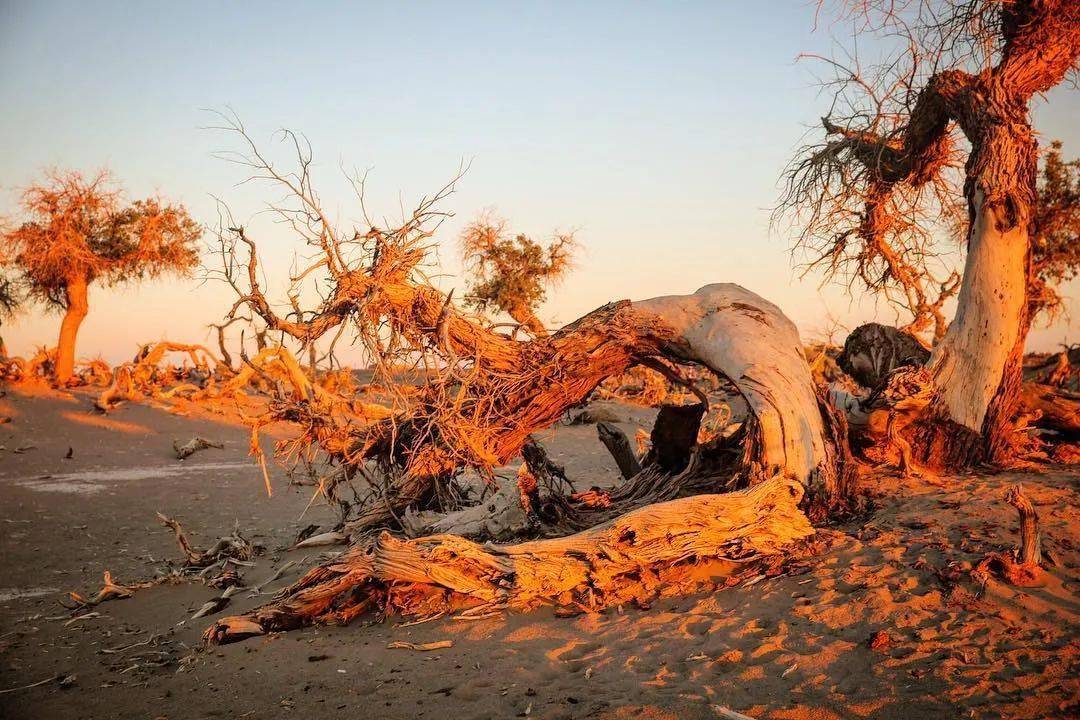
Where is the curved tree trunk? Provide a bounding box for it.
[339,284,850,535]
[55,274,89,384]
[633,283,846,499]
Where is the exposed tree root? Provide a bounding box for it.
[975,484,1045,587]
[156,513,255,570]
[203,475,813,644]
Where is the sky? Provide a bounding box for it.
[1,0,1077,364]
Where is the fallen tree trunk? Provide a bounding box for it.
[632,284,853,505]
[1019,383,1080,438]
[204,475,814,643]
[201,286,855,643]
[335,284,852,534]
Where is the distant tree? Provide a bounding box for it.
[0,276,21,358]
[1030,141,1080,324]
[459,212,576,337]
[1,171,201,383]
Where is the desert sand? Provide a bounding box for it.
[0,385,1076,720]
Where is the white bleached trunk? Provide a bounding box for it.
[927,191,1028,434]
[633,283,827,485]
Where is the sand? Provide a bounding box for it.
[0,385,1077,719]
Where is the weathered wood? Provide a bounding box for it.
[1005,484,1041,567]
[203,475,814,643]
[596,422,642,480]
[1019,382,1080,437]
[633,284,840,496]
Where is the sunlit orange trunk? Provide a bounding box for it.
[55,273,89,384]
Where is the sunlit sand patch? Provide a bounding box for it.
[0,586,58,603]
[59,410,152,434]
[5,461,252,495]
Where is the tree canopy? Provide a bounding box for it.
[459,212,576,336]
[1031,141,1080,323]
[2,170,201,308]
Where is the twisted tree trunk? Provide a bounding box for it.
[203,285,852,643]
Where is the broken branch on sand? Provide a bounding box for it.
[173,436,224,460]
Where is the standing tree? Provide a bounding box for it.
[780,0,1080,466]
[1,171,201,383]
[1030,141,1080,324]
[460,212,576,337]
[0,276,21,359]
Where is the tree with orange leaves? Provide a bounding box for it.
[1,171,201,384]
[459,212,576,338]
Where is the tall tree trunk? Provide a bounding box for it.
[55,274,89,384]
[925,191,1031,463]
[918,101,1038,466]
[508,305,548,338]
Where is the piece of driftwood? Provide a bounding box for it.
[156,513,253,569]
[976,484,1045,587]
[1005,484,1041,567]
[596,422,642,480]
[173,437,224,460]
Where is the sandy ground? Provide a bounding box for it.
[0,385,1077,720]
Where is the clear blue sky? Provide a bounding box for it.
[1,0,1076,362]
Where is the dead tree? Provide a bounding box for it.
[205,476,814,643]
[200,117,855,642]
[95,341,220,411]
[779,0,1080,467]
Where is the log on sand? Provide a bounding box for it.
[204,475,813,643]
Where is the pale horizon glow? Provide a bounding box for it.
[1,0,1076,364]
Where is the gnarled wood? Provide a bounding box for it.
[633,284,837,495]
[204,475,813,643]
